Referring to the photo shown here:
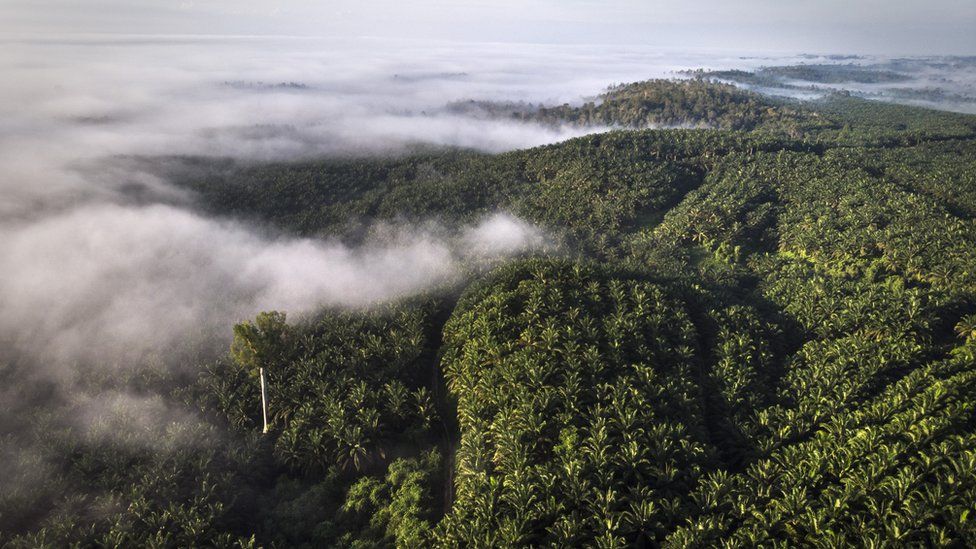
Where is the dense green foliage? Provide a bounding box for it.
[444,79,818,132]
[438,261,715,546]
[692,64,911,86]
[687,63,976,113]
[519,80,825,134]
[4,78,976,547]
[761,64,910,84]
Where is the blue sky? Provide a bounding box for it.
[2,0,974,54]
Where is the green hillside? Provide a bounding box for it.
[4,79,976,547]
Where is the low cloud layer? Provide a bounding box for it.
[0,206,544,370]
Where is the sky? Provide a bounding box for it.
[1,0,974,55]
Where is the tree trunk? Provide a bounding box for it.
[260,367,269,434]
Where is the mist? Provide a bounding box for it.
[0,204,544,372]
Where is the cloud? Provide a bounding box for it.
[461,212,547,256]
[0,204,546,371]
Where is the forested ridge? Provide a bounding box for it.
[684,60,976,110]
[3,79,976,547]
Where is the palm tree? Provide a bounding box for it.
[230,311,293,434]
[954,314,976,341]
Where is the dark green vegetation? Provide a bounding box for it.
[687,59,976,111]
[693,64,911,86]
[518,80,823,133]
[3,79,976,547]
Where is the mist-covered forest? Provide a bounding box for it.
[1,22,976,547]
[3,69,976,547]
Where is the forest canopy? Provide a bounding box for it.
[3,77,976,547]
